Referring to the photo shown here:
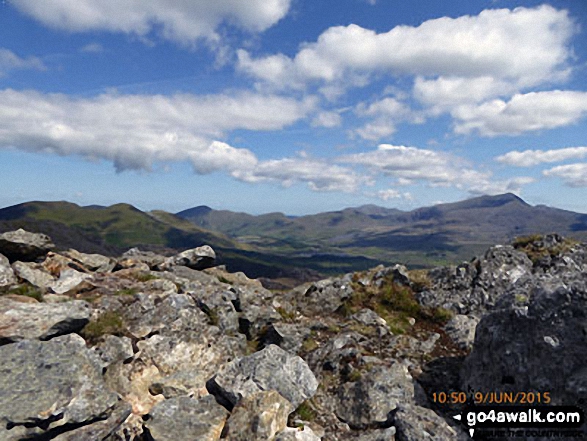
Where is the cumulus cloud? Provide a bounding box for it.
[453,90,587,136]
[339,144,533,195]
[11,0,291,46]
[232,157,367,192]
[311,111,342,128]
[0,48,46,76]
[0,89,313,172]
[543,163,587,187]
[496,147,587,167]
[238,5,575,92]
[353,97,420,141]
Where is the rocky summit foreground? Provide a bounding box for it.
[0,229,585,440]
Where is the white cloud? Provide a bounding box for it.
[339,144,534,195]
[232,157,367,192]
[377,189,401,200]
[453,90,587,136]
[353,97,419,141]
[496,147,587,167]
[0,89,313,172]
[414,76,516,114]
[543,163,587,187]
[11,0,291,46]
[238,5,575,92]
[311,111,342,128]
[0,48,46,76]
[80,42,104,53]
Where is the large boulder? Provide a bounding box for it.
[11,261,55,290]
[0,229,54,262]
[417,245,533,315]
[335,364,414,430]
[393,405,461,440]
[0,334,119,435]
[224,390,293,441]
[0,252,17,289]
[144,395,228,441]
[167,245,216,270]
[461,274,587,405]
[208,344,319,409]
[0,298,90,344]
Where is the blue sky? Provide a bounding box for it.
[1,0,586,215]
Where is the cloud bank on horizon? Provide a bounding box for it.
[1,0,586,213]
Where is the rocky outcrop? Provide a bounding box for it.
[0,230,585,440]
[0,297,90,343]
[0,228,54,262]
[208,344,319,409]
[0,334,120,439]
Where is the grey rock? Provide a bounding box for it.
[120,248,167,270]
[52,401,132,441]
[167,245,216,270]
[418,245,533,315]
[93,335,134,369]
[443,315,479,351]
[351,308,388,328]
[274,426,322,441]
[0,228,54,262]
[335,364,414,429]
[461,275,587,405]
[64,248,116,272]
[209,344,319,409]
[144,395,228,441]
[0,298,90,343]
[290,277,354,314]
[393,405,460,440]
[0,334,119,432]
[355,427,396,441]
[262,322,312,354]
[224,390,293,441]
[49,267,94,294]
[11,260,55,290]
[0,252,17,289]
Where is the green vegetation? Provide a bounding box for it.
[295,401,317,422]
[114,287,138,296]
[513,234,579,265]
[301,337,319,353]
[216,275,233,285]
[276,306,296,322]
[81,311,126,342]
[133,273,159,282]
[339,273,453,335]
[5,284,43,302]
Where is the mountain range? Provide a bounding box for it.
[1,193,586,285]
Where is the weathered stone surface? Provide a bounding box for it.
[64,248,116,272]
[461,274,587,405]
[0,252,17,289]
[274,426,323,441]
[335,364,414,429]
[144,395,228,441]
[262,322,312,354]
[351,308,388,328]
[49,267,94,295]
[0,228,54,262]
[443,314,478,351]
[93,335,134,369]
[11,260,55,289]
[0,334,119,432]
[417,245,533,315]
[0,298,90,343]
[209,344,319,409]
[167,245,216,270]
[224,390,293,441]
[393,405,460,440]
[289,275,354,314]
[119,247,167,270]
[355,428,396,440]
[52,401,132,441]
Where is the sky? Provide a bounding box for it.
[0,0,586,215]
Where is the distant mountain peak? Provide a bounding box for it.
[176,205,213,218]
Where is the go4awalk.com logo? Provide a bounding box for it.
[453,405,585,439]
